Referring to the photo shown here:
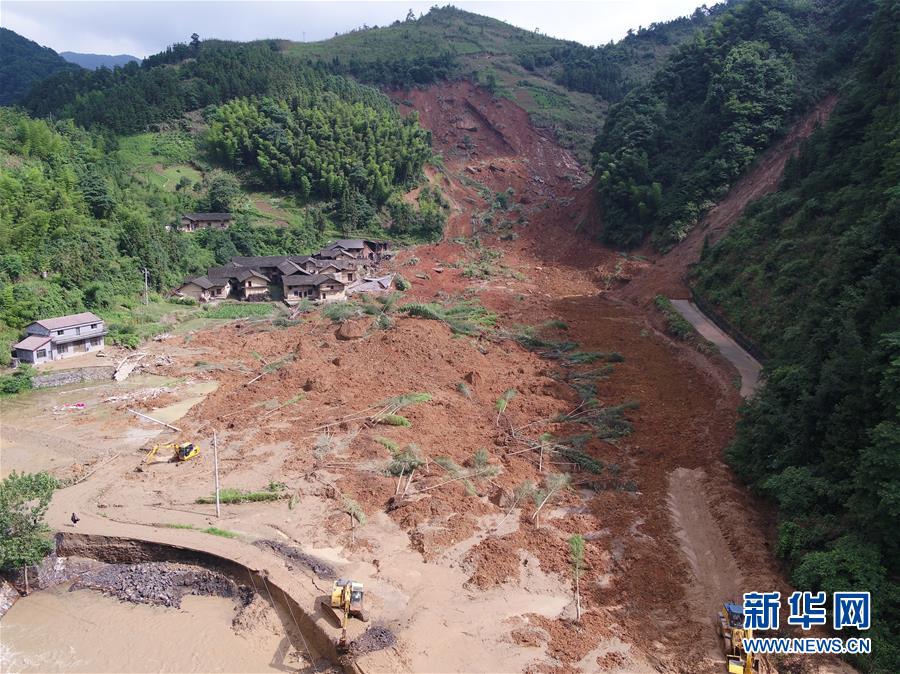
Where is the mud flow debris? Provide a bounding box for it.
[348,624,397,655]
[69,562,248,608]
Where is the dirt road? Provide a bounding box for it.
[670,300,761,397]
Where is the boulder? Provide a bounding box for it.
[336,318,370,340]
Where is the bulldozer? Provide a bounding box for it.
[144,442,200,465]
[718,602,758,674]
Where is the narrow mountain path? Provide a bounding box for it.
[670,300,762,397]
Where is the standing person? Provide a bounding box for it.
[71,512,80,527]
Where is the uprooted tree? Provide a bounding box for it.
[0,471,58,571]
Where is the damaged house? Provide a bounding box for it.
[317,239,390,262]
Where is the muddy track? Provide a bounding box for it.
[668,467,744,664]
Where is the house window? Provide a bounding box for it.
[57,330,64,336]
[36,349,46,358]
[91,323,98,329]
[76,327,81,335]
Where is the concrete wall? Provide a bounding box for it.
[32,366,116,389]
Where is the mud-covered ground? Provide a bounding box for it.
[2,82,853,674]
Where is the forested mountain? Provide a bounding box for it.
[285,4,724,161]
[23,40,394,134]
[592,0,876,248]
[0,34,445,358]
[0,28,80,106]
[691,1,899,670]
[60,51,140,70]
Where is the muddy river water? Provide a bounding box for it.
[0,584,290,673]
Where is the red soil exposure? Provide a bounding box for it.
[143,83,846,673]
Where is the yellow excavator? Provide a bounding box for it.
[322,579,367,649]
[324,579,367,627]
[718,602,758,674]
[144,442,200,465]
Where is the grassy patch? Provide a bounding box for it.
[163,523,239,538]
[654,295,717,354]
[203,527,239,538]
[203,303,278,319]
[196,484,286,505]
[375,437,399,452]
[378,414,412,427]
[401,299,498,335]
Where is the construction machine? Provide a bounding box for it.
[144,442,200,464]
[323,579,367,628]
[718,602,758,674]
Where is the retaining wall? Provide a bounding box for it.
[32,366,116,389]
[689,289,768,364]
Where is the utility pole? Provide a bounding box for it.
[143,267,150,305]
[213,430,221,518]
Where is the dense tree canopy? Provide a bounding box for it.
[22,40,394,134]
[206,96,431,203]
[0,471,58,571]
[0,28,79,106]
[592,0,876,248]
[693,1,900,668]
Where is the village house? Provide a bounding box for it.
[282,274,347,304]
[346,274,395,296]
[312,259,359,284]
[231,255,312,281]
[12,312,106,365]
[314,247,357,262]
[173,275,230,303]
[234,268,271,300]
[180,213,233,232]
[167,239,387,307]
[319,239,390,262]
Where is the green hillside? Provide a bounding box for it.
[593,0,876,248]
[284,5,724,162]
[0,28,80,106]
[0,35,448,361]
[691,1,899,670]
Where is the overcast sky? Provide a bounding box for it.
[3,1,707,58]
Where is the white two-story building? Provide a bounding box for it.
[12,312,107,365]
